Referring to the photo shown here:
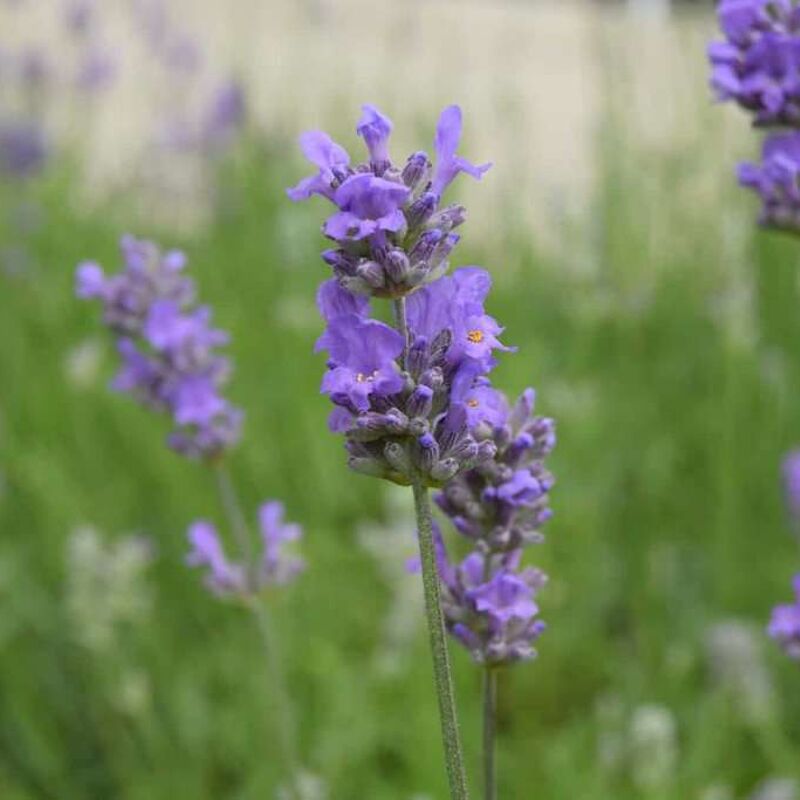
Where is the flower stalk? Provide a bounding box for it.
[482,668,497,800]
[411,478,470,800]
[213,462,302,798]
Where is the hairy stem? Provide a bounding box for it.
[393,296,410,355]
[213,463,302,798]
[482,668,497,800]
[411,479,471,800]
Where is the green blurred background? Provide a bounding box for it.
[2,1,800,799]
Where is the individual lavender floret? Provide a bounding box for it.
[287,103,490,298]
[767,574,800,660]
[782,449,800,523]
[75,235,242,459]
[187,501,304,598]
[708,0,800,126]
[738,132,800,231]
[316,268,511,487]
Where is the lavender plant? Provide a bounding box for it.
[288,104,555,800]
[709,2,800,665]
[75,235,306,796]
[709,0,800,231]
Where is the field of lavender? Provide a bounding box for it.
[2,1,800,799]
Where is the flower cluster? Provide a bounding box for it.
[434,388,556,666]
[708,0,800,126]
[290,105,507,487]
[767,574,800,660]
[187,501,305,597]
[316,267,507,487]
[288,104,490,299]
[289,104,556,666]
[739,132,800,229]
[75,235,242,458]
[708,1,800,230]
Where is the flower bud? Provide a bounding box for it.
[407,385,434,418]
[383,248,410,284]
[406,192,437,229]
[356,260,385,289]
[401,151,431,191]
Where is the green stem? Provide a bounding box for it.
[482,669,497,800]
[213,463,302,798]
[393,295,410,354]
[411,480,471,800]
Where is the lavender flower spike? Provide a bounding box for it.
[287,104,490,298]
[75,235,242,459]
[708,0,800,126]
[436,386,556,666]
[738,132,800,232]
[782,449,800,524]
[187,504,305,598]
[768,574,800,660]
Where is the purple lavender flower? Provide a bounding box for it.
[315,267,508,486]
[187,520,247,595]
[259,502,305,585]
[187,502,304,597]
[430,105,492,197]
[287,131,351,202]
[768,574,800,659]
[784,449,800,523]
[431,387,555,665]
[709,0,800,125]
[64,0,95,36]
[406,267,512,373]
[75,236,242,459]
[200,80,246,150]
[76,49,117,92]
[409,527,547,666]
[320,315,405,412]
[287,104,489,298]
[324,174,410,242]
[738,131,800,230]
[357,103,393,173]
[0,119,48,179]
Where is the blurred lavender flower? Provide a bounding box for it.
[767,574,800,659]
[288,103,490,298]
[64,0,95,37]
[186,502,304,597]
[431,543,547,665]
[782,449,800,523]
[200,80,246,151]
[0,119,48,179]
[76,48,117,93]
[738,132,800,231]
[75,235,242,458]
[708,0,800,126]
